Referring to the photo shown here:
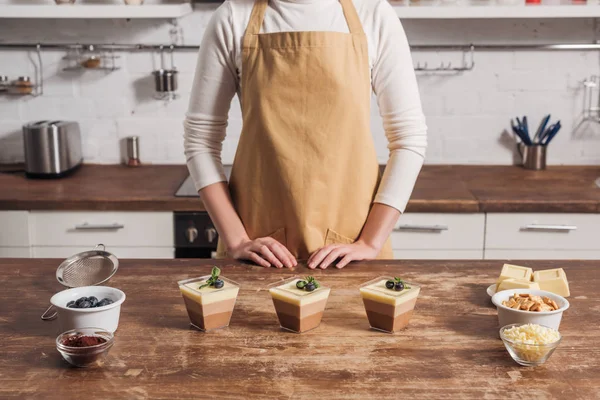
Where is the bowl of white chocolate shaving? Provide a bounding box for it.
[500,323,562,366]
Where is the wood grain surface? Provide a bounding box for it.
[1,259,598,399]
[0,164,599,212]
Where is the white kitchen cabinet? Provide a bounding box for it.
[32,246,173,259]
[485,250,600,260]
[391,213,485,259]
[0,211,30,257]
[0,211,30,247]
[30,211,173,247]
[0,247,31,258]
[485,213,600,260]
[393,250,483,260]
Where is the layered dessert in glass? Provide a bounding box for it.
[360,277,420,333]
[178,267,240,332]
[269,276,330,333]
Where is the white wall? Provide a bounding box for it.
[0,1,599,166]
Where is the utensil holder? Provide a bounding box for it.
[518,144,547,170]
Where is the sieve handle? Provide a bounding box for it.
[41,304,57,321]
[75,223,124,230]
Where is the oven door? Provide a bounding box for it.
[174,212,219,258]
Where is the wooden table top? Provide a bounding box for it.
[1,259,598,399]
[0,164,598,212]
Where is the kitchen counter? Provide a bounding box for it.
[0,164,598,212]
[0,259,598,399]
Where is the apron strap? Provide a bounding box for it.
[339,0,365,36]
[243,0,365,49]
[243,0,268,49]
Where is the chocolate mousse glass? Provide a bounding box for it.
[360,277,420,333]
[268,276,330,333]
[178,269,240,332]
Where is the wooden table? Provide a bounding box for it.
[1,259,598,399]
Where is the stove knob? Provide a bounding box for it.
[205,227,217,244]
[186,226,198,244]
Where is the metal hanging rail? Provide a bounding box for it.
[0,42,600,51]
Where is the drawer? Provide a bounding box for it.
[393,250,483,260]
[0,211,30,247]
[391,213,485,250]
[32,246,174,259]
[0,247,31,258]
[485,249,600,260]
[30,212,173,247]
[485,213,600,250]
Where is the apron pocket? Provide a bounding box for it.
[325,228,355,246]
[268,228,286,246]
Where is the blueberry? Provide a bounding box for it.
[394,282,404,292]
[75,296,87,305]
[305,283,316,292]
[214,279,224,289]
[96,299,108,307]
[296,280,307,289]
[385,280,395,290]
[88,296,98,307]
[66,300,76,308]
[79,300,92,308]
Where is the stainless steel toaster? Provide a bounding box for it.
[23,120,83,178]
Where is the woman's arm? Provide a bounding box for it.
[309,1,426,269]
[184,4,296,268]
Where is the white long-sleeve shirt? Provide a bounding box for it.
[184,0,427,212]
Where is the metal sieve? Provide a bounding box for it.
[41,244,119,321]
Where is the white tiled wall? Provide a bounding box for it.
[0,3,599,166]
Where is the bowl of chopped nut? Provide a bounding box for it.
[492,289,569,330]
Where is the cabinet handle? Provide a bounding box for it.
[395,224,449,232]
[520,224,577,232]
[74,223,124,231]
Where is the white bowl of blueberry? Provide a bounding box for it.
[50,286,126,333]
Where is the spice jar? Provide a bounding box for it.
[10,76,34,95]
[81,45,102,69]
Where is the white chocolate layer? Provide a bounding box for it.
[269,279,330,306]
[359,279,420,306]
[180,280,239,305]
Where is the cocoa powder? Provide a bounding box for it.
[61,335,107,348]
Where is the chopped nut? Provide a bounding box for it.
[502,293,561,313]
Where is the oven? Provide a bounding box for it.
[174,212,219,258]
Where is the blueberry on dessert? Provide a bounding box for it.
[299,276,320,292]
[386,277,410,292]
[296,280,307,289]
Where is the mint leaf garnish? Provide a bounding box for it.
[199,266,221,289]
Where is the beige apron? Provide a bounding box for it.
[217,0,393,260]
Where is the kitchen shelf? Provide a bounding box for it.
[393,4,600,19]
[0,3,192,19]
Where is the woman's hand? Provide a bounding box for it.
[308,240,380,270]
[229,237,297,269]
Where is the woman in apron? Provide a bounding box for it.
[184,0,427,269]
